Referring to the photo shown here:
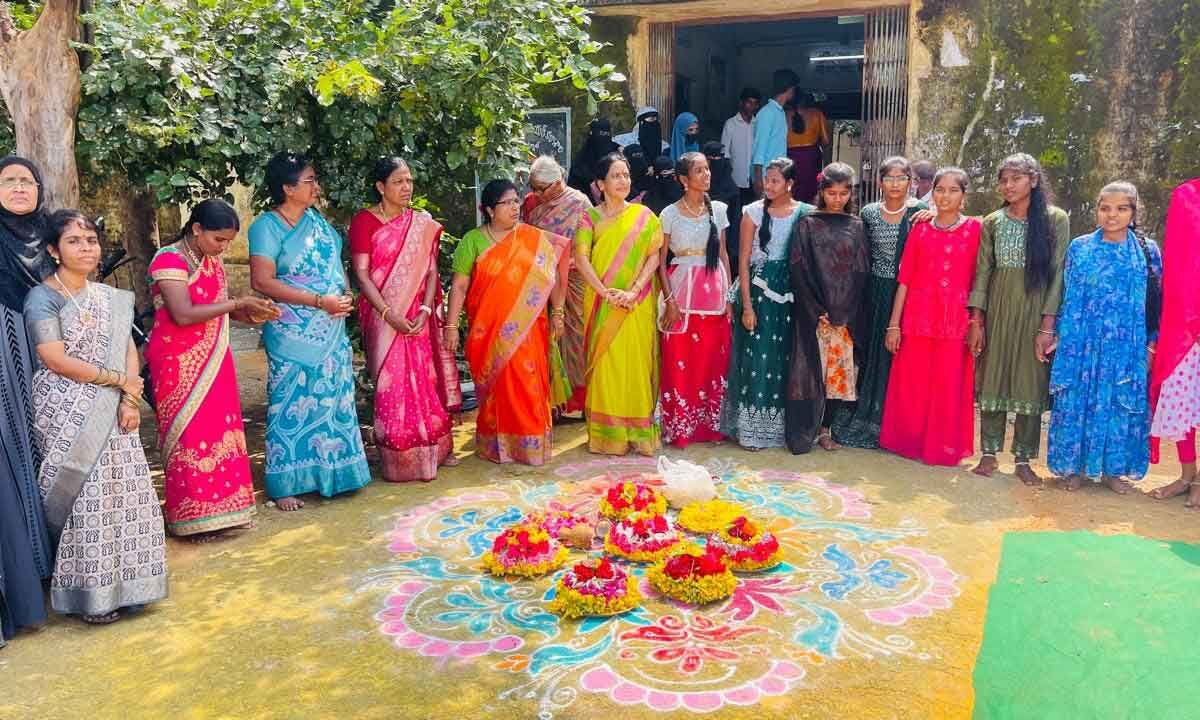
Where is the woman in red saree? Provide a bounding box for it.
[351,158,461,482]
[445,179,571,465]
[146,199,279,536]
[1149,178,1200,507]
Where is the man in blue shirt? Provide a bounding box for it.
[750,69,800,196]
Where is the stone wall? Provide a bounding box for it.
[909,0,1200,235]
[582,1,1200,235]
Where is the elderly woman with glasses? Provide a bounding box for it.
[444,179,572,465]
[523,156,594,414]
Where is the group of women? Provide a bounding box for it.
[2,139,1198,643]
[471,148,1200,507]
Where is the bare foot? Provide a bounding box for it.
[442,454,461,467]
[1186,483,1200,510]
[817,432,840,451]
[1103,476,1135,495]
[275,496,304,512]
[1060,474,1084,492]
[1015,462,1043,487]
[1148,477,1192,500]
[972,454,998,477]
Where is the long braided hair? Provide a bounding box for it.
[759,157,796,251]
[998,153,1056,293]
[675,151,721,270]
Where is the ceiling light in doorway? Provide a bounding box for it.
[838,15,865,24]
[810,54,865,63]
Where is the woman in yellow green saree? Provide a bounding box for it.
[573,152,664,455]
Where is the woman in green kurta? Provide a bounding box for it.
[831,156,927,448]
[967,153,1070,486]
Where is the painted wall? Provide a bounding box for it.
[587,0,1200,234]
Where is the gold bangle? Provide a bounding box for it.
[313,292,323,308]
[885,326,901,332]
[445,323,460,330]
[382,307,392,322]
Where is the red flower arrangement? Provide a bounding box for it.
[604,512,680,562]
[706,516,783,572]
[599,481,668,521]
[548,557,641,618]
[647,544,737,604]
[481,522,570,578]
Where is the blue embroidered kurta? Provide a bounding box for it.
[1048,230,1162,479]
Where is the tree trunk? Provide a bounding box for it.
[0,0,81,209]
[120,187,158,311]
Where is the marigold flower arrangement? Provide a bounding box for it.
[599,481,668,521]
[647,544,737,604]
[676,499,749,534]
[706,516,783,572]
[547,557,642,619]
[481,522,570,578]
[604,512,681,562]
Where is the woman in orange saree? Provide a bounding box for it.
[146,199,279,536]
[351,158,461,482]
[445,179,571,465]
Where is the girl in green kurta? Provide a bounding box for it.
[967,154,1070,486]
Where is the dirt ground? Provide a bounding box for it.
[0,349,1196,720]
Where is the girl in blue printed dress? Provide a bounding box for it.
[1047,182,1162,493]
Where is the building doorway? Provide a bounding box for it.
[649,7,909,205]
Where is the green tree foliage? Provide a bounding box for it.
[77,0,617,218]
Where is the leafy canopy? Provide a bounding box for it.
[76,0,617,216]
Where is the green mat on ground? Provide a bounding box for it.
[972,531,1200,720]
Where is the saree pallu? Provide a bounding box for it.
[527,187,592,414]
[577,204,663,455]
[248,209,371,499]
[660,258,730,447]
[25,283,167,615]
[357,209,459,482]
[146,247,255,535]
[464,223,569,465]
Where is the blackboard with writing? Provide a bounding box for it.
[524,107,572,169]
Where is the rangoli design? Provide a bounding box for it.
[366,457,962,717]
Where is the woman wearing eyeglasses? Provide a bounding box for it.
[0,156,52,644]
[830,156,928,449]
[248,151,371,511]
[444,179,571,465]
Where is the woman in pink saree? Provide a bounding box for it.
[351,157,461,482]
[146,199,279,537]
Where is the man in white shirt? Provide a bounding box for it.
[720,87,762,259]
[721,87,761,193]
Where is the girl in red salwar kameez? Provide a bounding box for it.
[351,157,461,482]
[880,168,980,466]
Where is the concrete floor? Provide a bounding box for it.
[1,351,1196,720]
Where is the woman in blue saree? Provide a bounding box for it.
[249,152,372,511]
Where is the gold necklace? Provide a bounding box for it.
[182,238,204,269]
[681,195,705,217]
[600,200,626,218]
[55,272,94,325]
